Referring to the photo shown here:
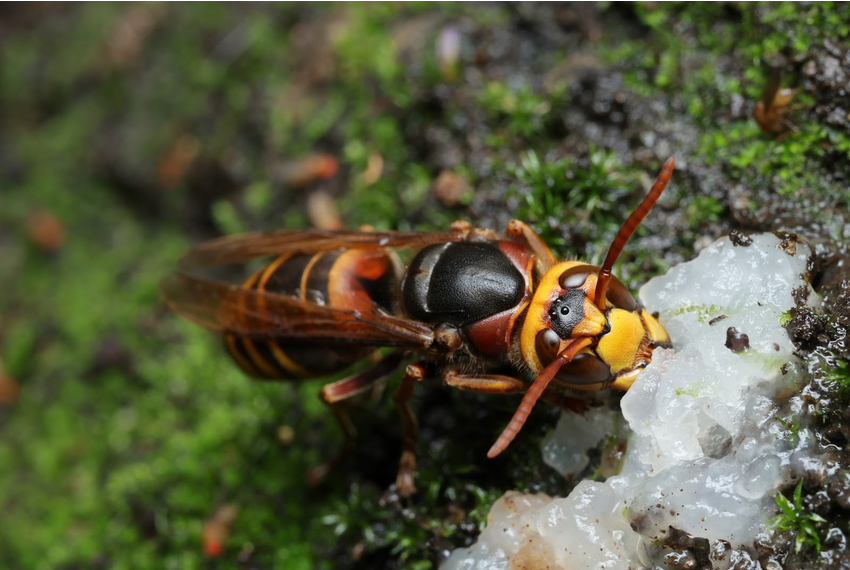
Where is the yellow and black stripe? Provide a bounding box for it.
[225,249,400,380]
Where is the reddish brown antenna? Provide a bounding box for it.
[595,157,675,310]
[487,337,593,458]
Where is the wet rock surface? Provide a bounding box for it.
[2,3,850,569]
[804,40,850,134]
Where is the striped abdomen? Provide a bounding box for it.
[225,249,400,379]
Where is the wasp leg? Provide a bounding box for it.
[539,389,588,415]
[444,370,587,411]
[449,220,472,233]
[393,362,428,497]
[444,371,588,446]
[450,220,499,240]
[306,351,404,487]
[442,370,527,393]
[505,220,558,270]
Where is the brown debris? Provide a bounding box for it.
[728,230,752,247]
[0,372,20,406]
[102,4,165,70]
[433,170,471,207]
[273,154,339,188]
[26,210,67,253]
[359,153,384,186]
[752,68,798,135]
[157,135,200,189]
[708,315,729,326]
[725,327,750,353]
[774,231,802,256]
[202,503,239,557]
[306,191,343,230]
[276,425,295,446]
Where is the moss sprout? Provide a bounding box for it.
[767,480,826,554]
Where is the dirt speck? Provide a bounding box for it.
[724,327,750,352]
[729,230,752,247]
[774,231,802,256]
[709,315,729,326]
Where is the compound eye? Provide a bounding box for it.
[535,328,561,365]
[606,276,637,311]
[558,264,637,311]
[555,354,611,386]
[558,266,594,289]
[547,290,585,338]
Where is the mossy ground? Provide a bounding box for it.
[1,3,849,569]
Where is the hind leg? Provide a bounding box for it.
[306,352,403,486]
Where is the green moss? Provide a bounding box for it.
[823,357,850,404]
[699,118,847,200]
[685,195,724,229]
[478,81,555,139]
[669,303,723,323]
[507,146,641,258]
[767,480,826,554]
[603,3,850,234]
[212,199,251,235]
[746,2,850,59]
[774,415,802,448]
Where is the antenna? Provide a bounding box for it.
[487,337,592,458]
[594,157,675,310]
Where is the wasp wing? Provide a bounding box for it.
[178,229,466,270]
[160,272,436,349]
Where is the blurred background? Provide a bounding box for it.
[1,3,849,569]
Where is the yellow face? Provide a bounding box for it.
[519,262,671,390]
[595,308,646,374]
[520,262,607,373]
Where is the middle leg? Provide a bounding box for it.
[393,362,428,497]
[307,351,404,486]
[443,370,527,394]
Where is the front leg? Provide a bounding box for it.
[443,369,588,452]
[442,370,527,394]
